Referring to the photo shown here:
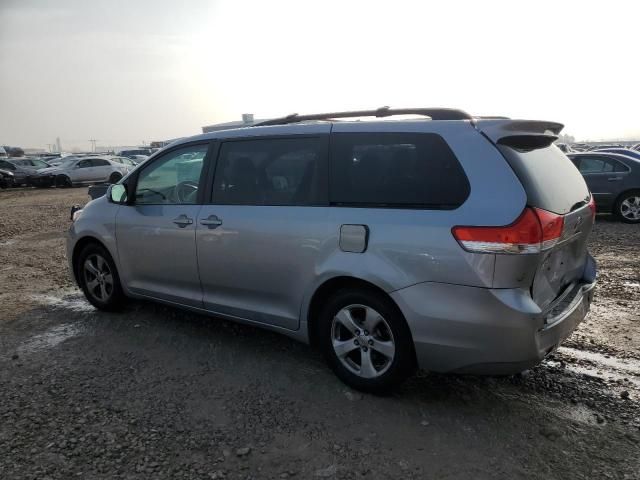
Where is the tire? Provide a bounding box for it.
[614,190,640,224]
[76,243,126,311]
[318,288,416,393]
[55,175,72,188]
[108,172,122,184]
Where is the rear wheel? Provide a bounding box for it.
[318,288,416,393]
[615,190,640,223]
[55,175,72,188]
[108,172,122,184]
[76,243,126,311]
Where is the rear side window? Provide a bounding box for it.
[91,159,110,167]
[212,137,328,206]
[498,144,589,215]
[329,133,469,209]
[575,156,629,174]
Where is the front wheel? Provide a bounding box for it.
[76,243,126,311]
[55,175,72,188]
[318,288,416,393]
[615,190,640,223]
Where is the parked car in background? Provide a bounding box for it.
[119,148,152,158]
[556,143,573,153]
[109,156,138,168]
[568,152,640,223]
[593,148,640,161]
[0,167,14,188]
[128,155,149,165]
[68,108,597,391]
[0,158,39,186]
[10,157,51,171]
[0,146,8,158]
[30,156,133,188]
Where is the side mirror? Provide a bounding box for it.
[109,184,128,204]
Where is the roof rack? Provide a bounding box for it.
[253,106,473,127]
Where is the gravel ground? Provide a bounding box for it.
[1,187,639,479]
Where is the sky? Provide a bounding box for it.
[1,0,639,151]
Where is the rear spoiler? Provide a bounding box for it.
[473,119,564,150]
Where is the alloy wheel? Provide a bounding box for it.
[331,304,396,379]
[620,196,640,221]
[83,254,113,302]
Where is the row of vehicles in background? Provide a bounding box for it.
[2,140,640,223]
[0,150,152,189]
[558,144,640,223]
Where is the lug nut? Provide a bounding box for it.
[354,339,359,346]
[368,339,374,346]
[354,329,360,336]
[364,330,369,336]
[362,346,368,352]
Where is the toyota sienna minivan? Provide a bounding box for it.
[67,108,597,392]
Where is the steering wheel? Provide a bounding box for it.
[175,180,199,203]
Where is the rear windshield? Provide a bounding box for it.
[330,132,470,209]
[498,144,590,215]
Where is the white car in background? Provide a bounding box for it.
[30,156,133,188]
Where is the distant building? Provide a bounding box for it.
[202,114,263,133]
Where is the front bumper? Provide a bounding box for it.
[29,174,55,187]
[391,277,596,375]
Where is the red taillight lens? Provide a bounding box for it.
[452,207,564,254]
[588,196,596,219]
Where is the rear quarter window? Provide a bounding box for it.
[329,132,470,209]
[498,144,590,214]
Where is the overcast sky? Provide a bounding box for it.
[1,0,639,151]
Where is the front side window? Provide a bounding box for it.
[212,137,328,206]
[77,159,92,169]
[330,133,470,209]
[135,144,208,205]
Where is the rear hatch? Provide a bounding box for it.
[478,120,594,311]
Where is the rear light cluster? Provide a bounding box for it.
[452,207,564,254]
[588,195,596,219]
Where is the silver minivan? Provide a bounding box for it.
[67,108,597,391]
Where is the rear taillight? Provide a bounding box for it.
[588,196,596,219]
[452,207,564,254]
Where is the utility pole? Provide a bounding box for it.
[46,144,54,152]
[88,139,98,153]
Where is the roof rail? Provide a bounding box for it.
[253,106,473,127]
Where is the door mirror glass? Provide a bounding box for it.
[109,184,128,204]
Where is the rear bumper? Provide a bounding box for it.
[391,277,596,375]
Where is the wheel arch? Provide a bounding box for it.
[71,236,114,283]
[305,275,411,349]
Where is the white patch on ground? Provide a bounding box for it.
[623,281,640,289]
[31,291,96,313]
[551,347,640,390]
[17,323,81,354]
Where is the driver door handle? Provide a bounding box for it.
[200,215,223,229]
[607,177,623,181]
[173,214,193,228]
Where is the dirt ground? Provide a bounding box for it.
[1,187,639,479]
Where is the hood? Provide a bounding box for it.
[37,166,63,175]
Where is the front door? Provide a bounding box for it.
[116,143,211,307]
[196,134,330,330]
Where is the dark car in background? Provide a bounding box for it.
[0,158,39,186]
[592,148,640,160]
[0,168,15,188]
[568,152,640,223]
